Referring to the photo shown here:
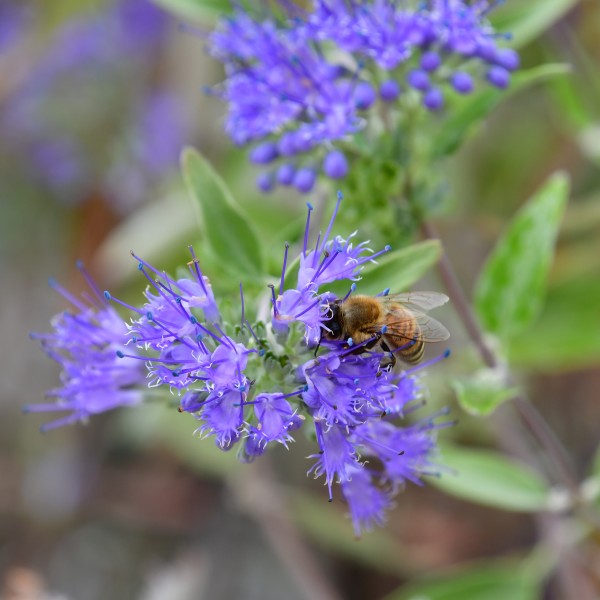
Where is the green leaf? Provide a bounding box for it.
[492,0,578,48]
[312,240,442,299]
[326,240,442,298]
[358,240,443,294]
[153,0,231,21]
[434,64,570,157]
[474,172,569,340]
[452,369,520,416]
[507,276,600,370]
[386,560,541,600]
[431,445,552,512]
[181,147,266,279]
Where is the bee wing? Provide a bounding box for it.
[383,291,449,312]
[361,311,450,342]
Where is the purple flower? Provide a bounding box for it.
[308,422,360,501]
[115,248,226,391]
[0,2,30,53]
[272,194,391,343]
[207,9,368,193]
[300,344,450,533]
[379,80,401,102]
[1,0,181,210]
[26,264,146,431]
[196,389,245,450]
[106,248,264,450]
[32,196,452,536]
[293,167,318,194]
[341,465,394,537]
[356,417,445,486]
[207,1,518,192]
[451,71,474,94]
[423,87,444,112]
[276,163,296,185]
[296,196,391,289]
[242,392,304,460]
[323,150,349,180]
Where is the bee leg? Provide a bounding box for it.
[313,339,321,357]
[378,340,396,371]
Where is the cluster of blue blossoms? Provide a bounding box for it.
[30,196,450,535]
[1,0,188,211]
[208,0,519,194]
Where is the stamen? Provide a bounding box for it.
[294,297,322,319]
[213,324,236,351]
[279,243,290,294]
[342,283,356,302]
[104,291,145,315]
[355,432,405,456]
[131,251,176,285]
[321,191,343,256]
[369,245,392,261]
[403,348,451,375]
[193,320,225,345]
[303,202,314,257]
[187,246,211,298]
[76,261,105,304]
[311,231,322,268]
[244,319,260,344]
[268,284,279,317]
[48,278,87,312]
[314,249,341,280]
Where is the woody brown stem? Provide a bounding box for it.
[420,219,580,494]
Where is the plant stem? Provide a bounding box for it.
[420,219,581,494]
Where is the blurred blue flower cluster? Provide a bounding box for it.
[27,263,146,431]
[208,0,519,194]
[30,196,450,535]
[0,0,189,212]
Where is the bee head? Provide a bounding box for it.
[321,301,343,341]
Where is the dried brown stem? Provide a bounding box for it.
[420,219,580,493]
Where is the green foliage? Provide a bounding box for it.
[431,445,552,512]
[474,172,569,340]
[181,147,267,280]
[452,369,520,416]
[492,0,579,48]
[386,560,541,600]
[434,64,571,157]
[327,240,442,297]
[507,276,600,370]
[359,240,443,294]
[342,154,406,242]
[153,0,231,21]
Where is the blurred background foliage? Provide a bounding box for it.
[1,0,600,599]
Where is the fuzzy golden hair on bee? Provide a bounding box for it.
[321,292,449,367]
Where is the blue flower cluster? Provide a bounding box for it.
[1,0,189,211]
[31,197,450,534]
[208,1,519,194]
[26,263,146,431]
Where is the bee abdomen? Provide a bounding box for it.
[399,337,424,364]
[395,319,424,364]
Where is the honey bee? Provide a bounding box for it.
[321,292,450,367]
